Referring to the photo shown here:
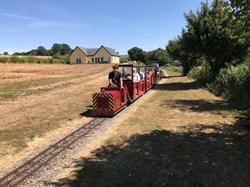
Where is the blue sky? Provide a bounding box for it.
[0,0,210,54]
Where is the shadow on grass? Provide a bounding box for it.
[50,125,250,187]
[154,81,204,91]
[79,105,93,117]
[161,99,249,114]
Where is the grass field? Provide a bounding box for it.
[0,63,112,171]
[52,69,250,186]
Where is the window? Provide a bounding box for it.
[95,58,98,63]
[101,57,104,62]
[76,58,81,64]
[92,58,94,63]
[97,58,100,63]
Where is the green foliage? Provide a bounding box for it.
[128,47,147,63]
[188,64,214,84]
[3,52,9,55]
[208,64,250,97]
[164,64,183,73]
[13,43,72,56]
[166,37,198,75]
[128,47,172,66]
[230,0,250,31]
[37,46,49,56]
[183,0,248,73]
[0,55,69,64]
[167,0,249,77]
[147,48,172,66]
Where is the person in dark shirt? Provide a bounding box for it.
[108,65,124,89]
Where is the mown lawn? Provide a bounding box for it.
[52,70,250,187]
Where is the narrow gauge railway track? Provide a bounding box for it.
[0,118,107,187]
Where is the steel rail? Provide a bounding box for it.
[0,118,107,187]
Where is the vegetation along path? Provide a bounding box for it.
[51,69,250,187]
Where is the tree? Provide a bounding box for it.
[230,0,250,28]
[166,37,198,75]
[60,44,71,55]
[229,0,250,48]
[51,43,61,55]
[181,0,248,73]
[147,48,172,66]
[128,47,147,63]
[37,46,49,56]
[3,52,9,55]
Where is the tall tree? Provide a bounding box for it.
[182,0,247,73]
[148,48,172,66]
[166,37,198,75]
[60,44,71,55]
[128,47,147,63]
[37,46,49,56]
[51,43,61,55]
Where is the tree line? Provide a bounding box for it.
[12,43,72,56]
[0,43,72,64]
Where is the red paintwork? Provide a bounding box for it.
[92,87,127,117]
[92,66,160,117]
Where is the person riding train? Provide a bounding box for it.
[121,67,131,80]
[108,65,124,89]
[133,68,140,83]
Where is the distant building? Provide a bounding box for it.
[70,45,120,64]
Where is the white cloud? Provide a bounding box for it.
[0,12,39,21]
[0,11,92,31]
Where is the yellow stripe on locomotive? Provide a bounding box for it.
[92,93,114,111]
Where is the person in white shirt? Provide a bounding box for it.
[133,68,140,83]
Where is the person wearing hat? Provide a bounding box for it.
[108,65,124,89]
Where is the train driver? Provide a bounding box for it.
[108,65,124,89]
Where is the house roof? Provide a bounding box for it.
[77,46,119,57]
[78,47,98,56]
[103,46,119,56]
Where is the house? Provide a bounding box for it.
[70,45,120,64]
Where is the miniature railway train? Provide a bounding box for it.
[92,64,161,117]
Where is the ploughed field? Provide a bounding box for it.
[0,63,112,173]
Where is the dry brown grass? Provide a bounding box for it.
[52,69,250,186]
[0,63,112,172]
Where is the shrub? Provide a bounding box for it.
[208,64,250,98]
[188,63,214,84]
[0,57,8,63]
[164,64,183,73]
